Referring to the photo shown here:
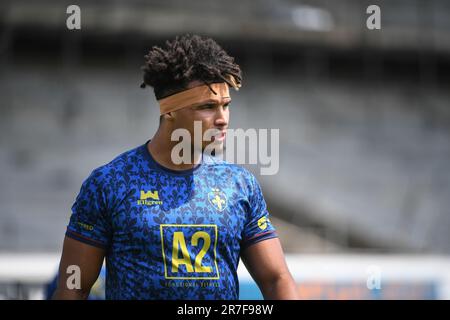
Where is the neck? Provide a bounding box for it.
[147,124,202,171]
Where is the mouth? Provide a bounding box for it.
[211,130,226,142]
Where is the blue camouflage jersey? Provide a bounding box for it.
[66,141,277,300]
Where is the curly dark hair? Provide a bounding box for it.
[140,34,242,100]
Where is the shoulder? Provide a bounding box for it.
[86,144,144,185]
[203,154,252,174]
[202,155,259,188]
[78,145,144,209]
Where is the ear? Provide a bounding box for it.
[163,112,175,122]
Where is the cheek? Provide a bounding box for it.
[192,112,214,127]
[203,118,216,132]
[175,112,194,129]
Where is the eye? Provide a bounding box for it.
[198,104,215,110]
[223,102,231,108]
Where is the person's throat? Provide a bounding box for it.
[147,135,202,171]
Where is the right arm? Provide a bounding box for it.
[52,236,105,300]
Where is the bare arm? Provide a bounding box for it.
[52,236,105,300]
[241,238,298,300]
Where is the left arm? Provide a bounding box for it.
[241,237,298,300]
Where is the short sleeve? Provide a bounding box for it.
[66,169,111,249]
[241,173,278,250]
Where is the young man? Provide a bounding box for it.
[53,34,298,300]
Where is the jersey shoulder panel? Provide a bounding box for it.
[202,155,254,178]
[85,145,145,210]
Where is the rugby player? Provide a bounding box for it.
[53,34,298,300]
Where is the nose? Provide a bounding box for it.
[214,105,229,128]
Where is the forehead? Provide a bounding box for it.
[185,80,206,89]
[201,97,232,104]
[158,82,231,114]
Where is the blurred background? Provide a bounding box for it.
[1,0,450,299]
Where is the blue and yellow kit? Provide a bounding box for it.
[66,141,277,299]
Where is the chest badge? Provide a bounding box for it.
[208,188,227,212]
[258,217,268,230]
[137,190,163,206]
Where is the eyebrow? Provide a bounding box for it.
[196,98,231,107]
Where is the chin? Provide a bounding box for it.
[202,141,224,156]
